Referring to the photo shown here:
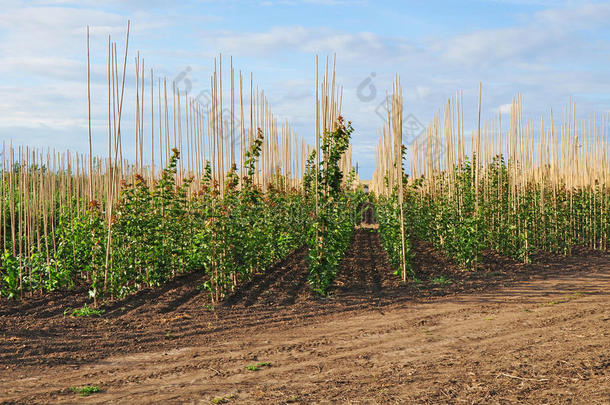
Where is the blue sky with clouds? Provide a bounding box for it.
[1,0,609,177]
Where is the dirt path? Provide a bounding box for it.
[1,229,609,404]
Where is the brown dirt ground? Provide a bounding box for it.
[0,228,609,404]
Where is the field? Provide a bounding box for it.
[1,19,610,405]
[1,228,608,404]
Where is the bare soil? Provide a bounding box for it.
[1,228,608,404]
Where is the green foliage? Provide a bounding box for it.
[54,203,104,290]
[211,394,237,403]
[64,303,105,317]
[0,251,20,298]
[0,141,312,304]
[374,144,414,279]
[3,118,606,304]
[430,276,452,285]
[196,130,311,301]
[70,385,100,396]
[246,361,271,371]
[305,117,362,294]
[375,153,610,274]
[375,195,414,277]
[109,149,194,297]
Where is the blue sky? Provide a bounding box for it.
[1,0,609,178]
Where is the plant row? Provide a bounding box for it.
[304,117,364,294]
[375,155,610,274]
[1,134,312,302]
[1,121,367,303]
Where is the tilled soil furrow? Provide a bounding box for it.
[9,280,607,404]
[1,227,609,404]
[3,274,608,402]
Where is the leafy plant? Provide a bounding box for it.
[246,361,271,371]
[306,117,362,294]
[430,276,452,285]
[0,251,20,298]
[211,394,236,404]
[70,385,100,396]
[64,304,105,317]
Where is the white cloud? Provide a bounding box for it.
[494,103,513,115]
[438,2,610,67]
[536,2,610,27]
[203,26,418,62]
[415,86,432,100]
[0,56,84,81]
[441,26,557,66]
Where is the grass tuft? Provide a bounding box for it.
[64,304,105,317]
[246,361,271,371]
[70,385,100,396]
[430,276,452,285]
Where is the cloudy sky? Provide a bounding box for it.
[1,0,609,177]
